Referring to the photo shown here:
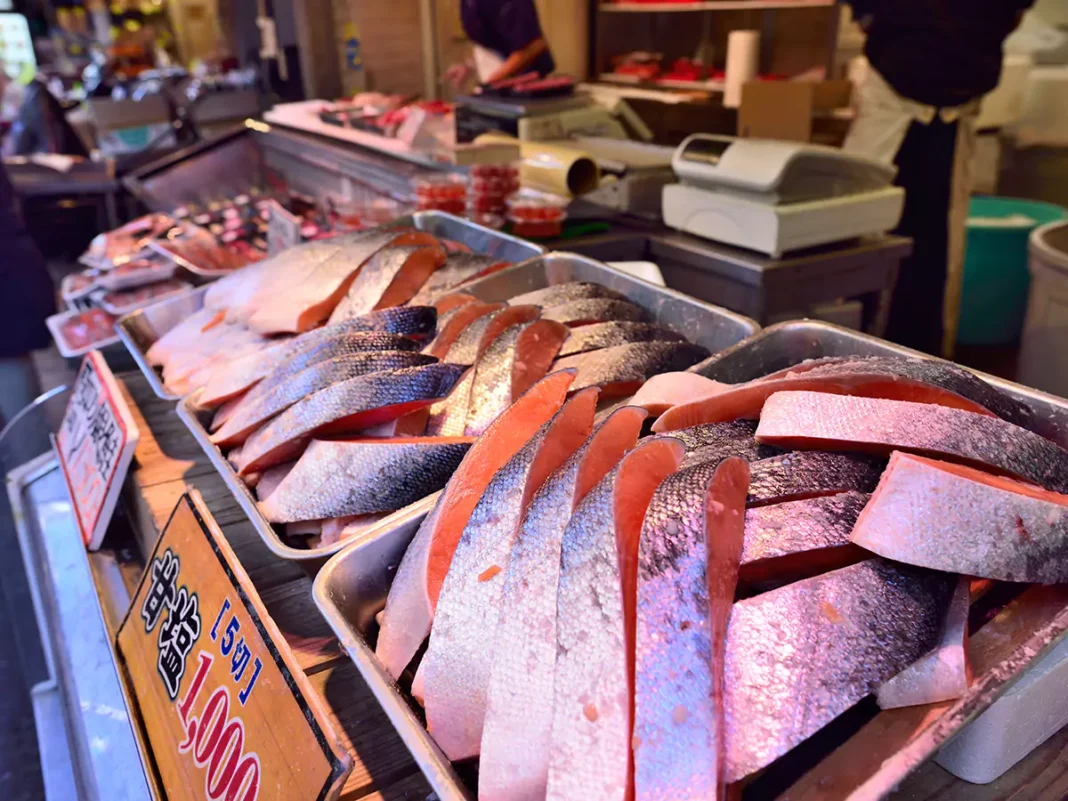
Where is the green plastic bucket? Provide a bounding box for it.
[957,196,1066,345]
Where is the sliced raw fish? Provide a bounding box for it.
[319,513,391,548]
[203,255,280,310]
[423,301,501,359]
[629,371,730,416]
[211,351,437,447]
[407,252,510,307]
[759,356,1037,433]
[198,331,419,409]
[747,451,883,506]
[234,362,466,475]
[850,452,1068,582]
[558,321,686,357]
[553,341,711,399]
[247,229,437,334]
[464,320,569,436]
[723,559,955,782]
[547,436,685,801]
[739,492,869,592]
[508,281,626,308]
[669,419,759,452]
[422,389,598,761]
[255,460,295,503]
[146,306,222,366]
[424,369,476,437]
[161,323,271,394]
[543,298,649,327]
[653,361,1010,433]
[259,436,473,523]
[756,390,1068,493]
[327,244,446,323]
[480,405,647,801]
[878,576,971,709]
[633,457,749,801]
[375,370,576,679]
[434,291,478,313]
[444,304,540,365]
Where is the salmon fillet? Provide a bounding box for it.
[633,457,749,801]
[422,389,598,761]
[443,304,541,365]
[850,451,1068,582]
[479,405,647,801]
[463,320,569,436]
[423,301,502,360]
[247,230,437,334]
[630,372,731,416]
[508,281,626,308]
[546,436,685,801]
[553,341,711,399]
[374,370,576,680]
[557,321,687,358]
[407,252,510,307]
[723,559,954,782]
[877,575,971,709]
[756,390,1068,493]
[543,298,649,327]
[327,244,446,323]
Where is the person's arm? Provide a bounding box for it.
[484,36,548,83]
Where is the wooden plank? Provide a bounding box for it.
[350,768,432,800]
[893,725,1068,801]
[258,578,342,673]
[307,660,421,799]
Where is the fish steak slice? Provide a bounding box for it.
[327,244,446,323]
[553,341,711,399]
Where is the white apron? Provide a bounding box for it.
[844,65,980,358]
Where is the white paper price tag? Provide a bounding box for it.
[265,199,302,255]
[55,350,140,550]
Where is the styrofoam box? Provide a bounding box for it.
[936,633,1068,783]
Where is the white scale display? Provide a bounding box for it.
[662,133,906,257]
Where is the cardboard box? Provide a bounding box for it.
[737,79,853,144]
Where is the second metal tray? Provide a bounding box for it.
[313,319,1068,801]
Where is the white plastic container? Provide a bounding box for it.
[936,633,1068,783]
[1018,220,1068,398]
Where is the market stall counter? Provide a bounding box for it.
[562,226,912,336]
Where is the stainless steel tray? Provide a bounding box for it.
[392,210,546,264]
[457,251,760,354]
[172,250,750,566]
[312,319,1068,801]
[174,396,425,567]
[115,285,208,401]
[118,214,543,401]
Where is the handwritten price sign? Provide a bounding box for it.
[55,350,139,550]
[116,492,352,801]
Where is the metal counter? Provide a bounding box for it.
[563,228,912,336]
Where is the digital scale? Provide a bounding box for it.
[455,93,651,144]
[662,134,905,257]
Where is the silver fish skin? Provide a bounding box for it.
[508,281,627,307]
[408,252,507,306]
[199,330,421,408]
[746,451,884,506]
[258,437,472,523]
[235,362,467,474]
[542,298,649,326]
[633,457,749,801]
[756,390,1068,493]
[422,390,597,761]
[546,437,685,801]
[723,559,954,782]
[553,341,711,396]
[211,351,437,444]
[480,405,647,801]
[557,321,686,357]
[464,319,569,437]
[327,244,445,323]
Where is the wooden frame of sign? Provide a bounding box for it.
[116,490,352,801]
[55,349,140,550]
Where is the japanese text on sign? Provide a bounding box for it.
[116,492,351,801]
[55,351,138,549]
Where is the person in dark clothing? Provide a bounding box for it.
[843,0,1031,357]
[446,0,555,88]
[0,162,55,425]
[5,77,89,158]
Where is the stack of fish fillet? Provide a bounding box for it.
[374,354,1068,800]
[145,220,710,548]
